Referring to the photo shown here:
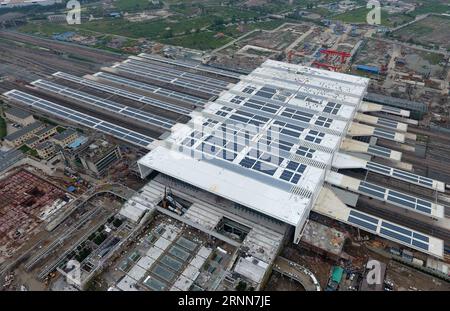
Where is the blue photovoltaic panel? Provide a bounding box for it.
[94,72,207,107]
[346,209,432,252]
[4,90,153,147]
[387,190,432,214]
[412,239,428,250]
[124,59,229,88]
[358,181,386,199]
[367,145,391,158]
[377,118,398,129]
[380,221,431,251]
[380,228,412,244]
[138,53,242,79]
[366,162,436,190]
[366,162,392,175]
[32,80,175,130]
[373,128,396,140]
[413,232,429,243]
[114,64,222,96]
[348,216,377,231]
[381,106,402,113]
[382,222,411,237]
[53,72,192,116]
[349,210,379,225]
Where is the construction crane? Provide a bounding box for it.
[320,49,351,64]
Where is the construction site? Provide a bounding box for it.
[0,24,449,292]
[0,169,71,267]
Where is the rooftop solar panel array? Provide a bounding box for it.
[357,180,436,216]
[376,117,399,129]
[113,64,223,96]
[4,90,153,147]
[366,161,435,190]
[138,53,242,79]
[380,221,430,251]
[373,127,397,141]
[367,145,392,158]
[125,59,230,89]
[94,72,207,107]
[32,80,175,130]
[346,209,435,254]
[381,105,402,114]
[53,72,192,116]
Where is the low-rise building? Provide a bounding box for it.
[35,125,58,141]
[4,107,35,126]
[80,141,122,177]
[35,141,56,159]
[53,128,78,147]
[3,121,45,147]
[0,149,25,173]
[24,136,41,149]
[0,0,62,9]
[63,139,122,177]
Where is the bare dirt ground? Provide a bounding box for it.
[264,271,305,291]
[386,261,450,291]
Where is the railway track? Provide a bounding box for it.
[0,31,123,64]
[357,196,450,243]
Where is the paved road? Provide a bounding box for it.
[273,257,321,291]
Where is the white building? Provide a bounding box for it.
[138,60,446,259]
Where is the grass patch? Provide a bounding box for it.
[17,22,72,36]
[18,145,39,158]
[333,7,392,26]
[114,0,162,12]
[422,52,444,65]
[160,31,232,50]
[19,145,31,153]
[410,1,450,16]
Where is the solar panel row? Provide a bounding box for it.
[138,53,242,79]
[380,221,430,251]
[358,181,434,215]
[373,127,396,140]
[4,90,153,147]
[32,80,175,130]
[381,106,402,113]
[367,145,392,158]
[377,118,398,129]
[53,72,192,116]
[115,63,224,95]
[95,72,207,107]
[125,59,230,88]
[347,210,432,252]
[366,161,435,189]
[113,65,222,96]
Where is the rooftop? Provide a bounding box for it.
[53,128,77,141]
[80,139,118,163]
[35,140,54,150]
[4,121,43,142]
[138,60,369,228]
[5,106,32,119]
[300,220,346,256]
[0,149,25,173]
[35,125,57,137]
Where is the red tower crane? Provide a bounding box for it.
[319,49,351,63]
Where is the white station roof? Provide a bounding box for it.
[138,60,370,227]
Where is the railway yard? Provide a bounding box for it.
[0,11,450,292]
